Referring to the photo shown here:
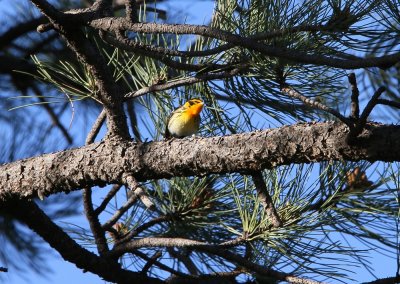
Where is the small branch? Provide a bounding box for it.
[109,237,230,257]
[32,0,130,139]
[101,189,141,230]
[167,270,244,284]
[376,98,400,109]
[125,0,138,23]
[94,184,122,215]
[125,67,246,99]
[167,247,200,275]
[89,18,400,70]
[125,77,203,99]
[85,108,106,144]
[281,86,352,127]
[362,275,400,284]
[83,187,109,254]
[134,250,189,277]
[126,102,142,142]
[2,198,162,284]
[118,215,172,243]
[124,174,155,210]
[108,237,325,284]
[83,105,109,255]
[101,31,222,72]
[359,87,386,127]
[0,267,8,273]
[141,250,162,274]
[348,73,360,120]
[251,171,283,227]
[102,176,154,230]
[347,86,386,141]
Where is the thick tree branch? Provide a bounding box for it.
[1,199,162,284]
[2,122,400,201]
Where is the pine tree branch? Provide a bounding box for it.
[251,171,283,227]
[124,67,245,99]
[141,250,162,274]
[83,105,109,256]
[100,31,223,72]
[118,215,172,244]
[1,198,163,284]
[362,275,400,284]
[30,0,130,139]
[281,86,352,126]
[348,73,360,120]
[94,184,123,215]
[3,121,400,201]
[102,188,141,230]
[108,237,325,284]
[83,187,109,254]
[376,99,400,109]
[167,248,200,276]
[347,87,386,141]
[89,18,400,70]
[85,108,106,144]
[133,250,189,278]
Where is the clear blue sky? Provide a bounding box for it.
[2,1,398,283]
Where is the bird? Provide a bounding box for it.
[165,98,204,139]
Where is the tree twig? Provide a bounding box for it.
[281,86,352,126]
[83,106,109,255]
[102,189,141,230]
[133,250,189,277]
[348,73,360,120]
[376,98,400,109]
[124,174,155,210]
[141,250,162,274]
[125,0,137,23]
[251,171,283,227]
[347,86,386,142]
[94,184,123,215]
[118,215,172,244]
[167,247,199,275]
[85,108,106,144]
[83,187,109,254]
[125,67,246,99]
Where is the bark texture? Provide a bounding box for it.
[1,121,399,201]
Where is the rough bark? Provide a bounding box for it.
[1,121,400,201]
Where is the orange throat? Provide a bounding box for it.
[189,103,204,116]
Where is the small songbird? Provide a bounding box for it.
[165,98,204,139]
